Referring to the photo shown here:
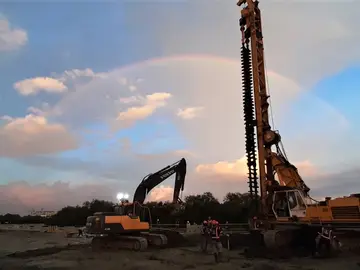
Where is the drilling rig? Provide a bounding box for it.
[237,0,360,250]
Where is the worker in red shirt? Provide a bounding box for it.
[210,220,223,263]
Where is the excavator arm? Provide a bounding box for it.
[133,158,187,204]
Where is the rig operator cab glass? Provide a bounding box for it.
[272,190,307,219]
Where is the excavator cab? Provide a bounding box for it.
[272,189,307,220]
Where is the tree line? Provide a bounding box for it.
[0,192,256,227]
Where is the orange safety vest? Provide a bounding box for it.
[210,221,221,240]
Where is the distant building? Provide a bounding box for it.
[30,209,56,218]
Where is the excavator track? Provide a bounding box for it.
[141,233,168,247]
[91,235,148,251]
[241,44,259,201]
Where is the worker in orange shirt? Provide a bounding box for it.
[210,220,223,263]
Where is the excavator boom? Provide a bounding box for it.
[133,158,186,204]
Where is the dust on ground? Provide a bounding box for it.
[0,230,360,270]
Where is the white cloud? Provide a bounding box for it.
[59,68,108,81]
[195,156,318,182]
[177,106,204,119]
[13,68,110,96]
[14,77,67,96]
[0,18,27,51]
[0,114,77,157]
[146,185,174,202]
[117,92,172,126]
[129,85,137,92]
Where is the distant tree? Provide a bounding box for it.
[3,192,256,226]
[183,192,220,223]
[0,214,44,224]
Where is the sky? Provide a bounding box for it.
[0,0,360,215]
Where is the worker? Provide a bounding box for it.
[202,220,208,233]
[201,220,210,252]
[210,220,223,263]
[315,224,339,256]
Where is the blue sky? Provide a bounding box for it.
[0,1,360,214]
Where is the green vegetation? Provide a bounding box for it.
[0,192,256,226]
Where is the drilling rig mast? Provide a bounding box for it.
[238,0,280,217]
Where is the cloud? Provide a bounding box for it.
[59,68,108,81]
[0,114,77,157]
[27,103,51,116]
[195,156,318,182]
[116,92,172,126]
[177,106,204,119]
[146,185,174,202]
[0,18,27,51]
[14,77,67,96]
[0,181,120,215]
[119,96,142,104]
[13,68,110,96]
[140,1,360,87]
[129,85,137,92]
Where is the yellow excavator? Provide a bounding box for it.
[237,0,360,250]
[85,158,187,251]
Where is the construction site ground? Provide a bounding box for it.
[1,230,360,270]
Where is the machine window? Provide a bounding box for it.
[287,192,298,209]
[295,191,306,209]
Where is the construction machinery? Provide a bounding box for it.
[85,158,187,251]
[237,0,360,250]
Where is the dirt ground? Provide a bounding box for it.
[0,230,360,270]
